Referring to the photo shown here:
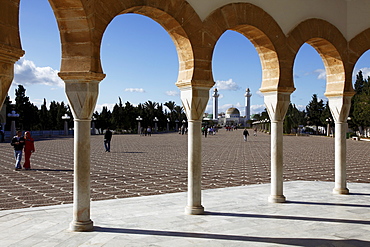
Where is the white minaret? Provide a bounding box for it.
[212,88,219,120]
[245,88,252,120]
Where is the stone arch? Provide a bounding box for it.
[288,18,354,97]
[49,0,102,73]
[89,0,205,88]
[349,28,370,68]
[204,2,293,93]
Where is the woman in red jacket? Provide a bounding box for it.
[23,131,35,170]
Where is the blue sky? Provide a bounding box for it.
[10,1,370,116]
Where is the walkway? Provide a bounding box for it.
[0,131,369,246]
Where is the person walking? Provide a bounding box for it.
[253,127,258,136]
[104,128,112,152]
[243,128,250,142]
[147,126,152,136]
[23,131,35,170]
[11,130,25,170]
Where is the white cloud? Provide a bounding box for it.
[354,67,370,79]
[124,88,145,93]
[314,69,326,80]
[94,103,115,113]
[13,57,64,87]
[255,90,264,98]
[215,79,241,91]
[165,90,179,96]
[251,104,266,115]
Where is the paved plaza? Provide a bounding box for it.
[0,130,370,246]
[0,130,369,210]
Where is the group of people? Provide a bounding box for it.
[202,126,217,137]
[243,127,258,141]
[11,130,35,170]
[140,126,152,136]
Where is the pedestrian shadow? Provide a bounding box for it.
[121,152,145,154]
[32,168,73,172]
[93,226,369,246]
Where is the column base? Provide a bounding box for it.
[185,206,204,215]
[333,187,349,195]
[69,220,94,232]
[268,195,286,203]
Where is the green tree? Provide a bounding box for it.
[350,70,370,135]
[306,94,325,134]
[111,97,124,130]
[14,85,39,130]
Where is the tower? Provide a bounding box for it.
[245,88,252,121]
[212,88,219,121]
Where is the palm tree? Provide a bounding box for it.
[174,105,185,121]
[164,101,176,121]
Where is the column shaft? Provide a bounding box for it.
[185,120,204,214]
[70,119,93,231]
[269,121,286,203]
[333,122,349,194]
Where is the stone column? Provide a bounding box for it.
[327,95,352,195]
[181,86,209,215]
[59,72,105,231]
[263,90,291,203]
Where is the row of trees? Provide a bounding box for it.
[92,98,186,133]
[3,70,369,134]
[3,85,187,133]
[252,70,370,135]
[3,85,70,131]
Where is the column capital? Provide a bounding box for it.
[180,86,210,121]
[58,71,106,82]
[176,79,214,89]
[60,72,105,120]
[262,90,292,122]
[0,45,24,63]
[326,95,353,123]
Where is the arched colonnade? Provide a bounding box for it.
[0,0,369,231]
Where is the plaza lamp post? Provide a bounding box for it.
[153,117,159,133]
[91,117,96,135]
[62,113,71,136]
[175,119,179,132]
[7,110,19,137]
[265,118,270,134]
[136,116,143,135]
[166,118,170,132]
[182,119,187,135]
[347,117,351,138]
[326,118,332,137]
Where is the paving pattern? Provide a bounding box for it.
[0,130,369,211]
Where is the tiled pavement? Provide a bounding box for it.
[0,131,370,246]
[0,131,369,210]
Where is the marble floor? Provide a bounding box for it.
[0,181,369,247]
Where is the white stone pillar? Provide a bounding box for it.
[70,119,93,231]
[263,90,292,203]
[185,119,204,214]
[327,95,352,195]
[180,86,209,215]
[334,122,348,194]
[270,120,285,202]
[59,72,105,231]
